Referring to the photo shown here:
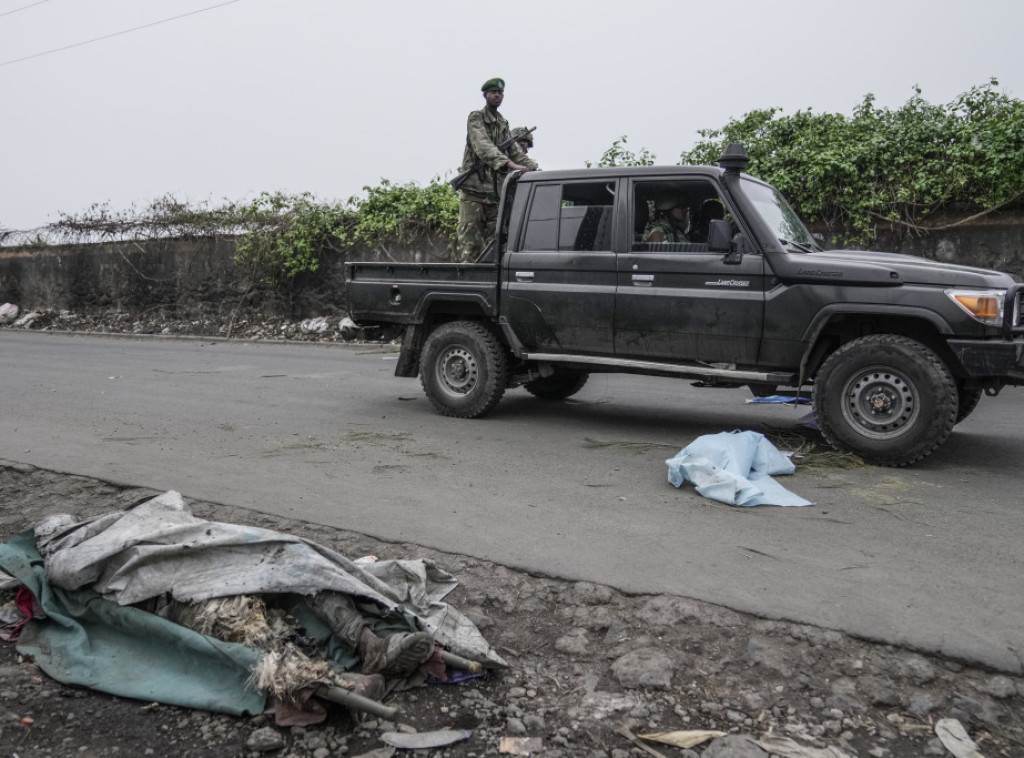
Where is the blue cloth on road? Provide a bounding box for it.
[746,395,811,405]
[666,430,813,507]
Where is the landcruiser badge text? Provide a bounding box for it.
[705,280,751,287]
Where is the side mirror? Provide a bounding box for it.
[708,218,733,253]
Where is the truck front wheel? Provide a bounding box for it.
[813,334,957,467]
[955,382,984,425]
[420,321,508,418]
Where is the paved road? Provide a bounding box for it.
[2,331,1023,673]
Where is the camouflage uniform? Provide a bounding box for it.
[457,108,539,262]
[513,126,534,151]
[642,217,690,243]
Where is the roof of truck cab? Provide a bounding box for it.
[515,164,730,183]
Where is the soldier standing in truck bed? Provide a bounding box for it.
[456,78,539,262]
[513,127,534,156]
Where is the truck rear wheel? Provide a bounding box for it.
[524,369,589,400]
[813,334,957,467]
[419,321,508,418]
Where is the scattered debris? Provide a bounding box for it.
[0,302,19,323]
[638,729,726,749]
[498,736,544,755]
[745,395,811,405]
[0,306,393,345]
[582,437,677,455]
[756,733,856,757]
[935,718,986,758]
[381,729,470,749]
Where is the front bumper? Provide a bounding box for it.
[948,338,1024,381]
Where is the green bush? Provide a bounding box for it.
[232,192,350,289]
[678,79,1024,245]
[344,177,458,256]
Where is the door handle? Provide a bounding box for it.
[515,271,535,281]
[632,274,654,286]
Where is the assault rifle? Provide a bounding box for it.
[450,126,536,191]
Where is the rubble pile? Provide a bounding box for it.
[0,305,377,343]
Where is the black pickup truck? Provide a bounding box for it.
[345,144,1024,466]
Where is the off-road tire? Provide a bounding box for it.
[419,320,508,418]
[524,369,590,400]
[955,383,984,425]
[813,334,957,467]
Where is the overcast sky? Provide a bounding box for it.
[2,0,1022,231]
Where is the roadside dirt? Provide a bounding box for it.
[2,311,1023,758]
[2,463,1023,758]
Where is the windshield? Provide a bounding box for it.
[741,177,816,249]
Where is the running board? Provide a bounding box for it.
[523,352,797,386]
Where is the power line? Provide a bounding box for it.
[0,0,243,68]
[0,0,49,19]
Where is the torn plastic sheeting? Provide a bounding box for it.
[639,729,726,748]
[755,734,855,758]
[381,729,470,749]
[0,530,266,715]
[34,491,505,669]
[934,718,985,758]
[798,411,819,430]
[666,430,813,507]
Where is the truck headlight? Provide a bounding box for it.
[945,289,1005,326]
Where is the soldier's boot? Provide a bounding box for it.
[311,591,434,677]
[357,627,435,678]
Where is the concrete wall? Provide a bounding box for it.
[0,237,245,316]
[1,215,1022,318]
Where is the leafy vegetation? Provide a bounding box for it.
[678,79,1024,244]
[231,192,348,289]
[585,135,657,168]
[342,178,458,259]
[49,195,241,244]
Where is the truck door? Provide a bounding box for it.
[503,180,618,354]
[615,178,767,366]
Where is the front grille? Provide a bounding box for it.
[1004,284,1024,339]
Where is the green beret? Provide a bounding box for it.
[513,127,533,146]
[481,77,505,92]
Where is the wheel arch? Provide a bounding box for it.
[800,310,963,383]
[394,298,499,378]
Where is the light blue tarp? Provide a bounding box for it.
[666,430,813,507]
[0,530,266,715]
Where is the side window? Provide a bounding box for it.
[558,182,615,251]
[632,179,729,252]
[522,184,561,250]
[522,182,615,252]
